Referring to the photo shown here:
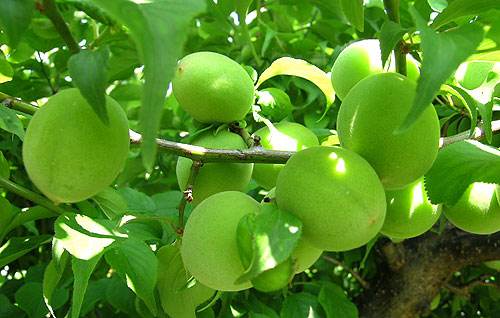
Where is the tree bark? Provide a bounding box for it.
[359,229,500,318]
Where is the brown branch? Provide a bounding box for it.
[359,229,500,318]
[323,255,370,289]
[40,0,80,54]
[445,277,499,298]
[129,130,292,164]
[2,92,500,165]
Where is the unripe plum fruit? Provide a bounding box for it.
[444,183,500,235]
[252,122,319,190]
[181,191,260,291]
[172,51,255,123]
[176,129,253,205]
[250,258,294,293]
[292,238,323,273]
[22,88,129,203]
[381,178,441,239]
[276,146,386,251]
[331,39,420,100]
[337,73,440,190]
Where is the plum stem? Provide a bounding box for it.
[177,161,203,235]
[383,0,407,76]
[0,177,67,215]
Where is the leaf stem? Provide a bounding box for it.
[177,161,203,235]
[0,177,66,215]
[41,0,80,54]
[383,0,407,76]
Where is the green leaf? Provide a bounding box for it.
[0,58,13,83]
[43,252,70,317]
[80,278,109,316]
[432,0,500,29]
[89,0,206,170]
[0,0,35,48]
[379,20,407,67]
[71,254,102,318]
[235,0,254,20]
[0,105,25,140]
[15,282,68,318]
[152,190,182,217]
[105,238,158,315]
[319,282,359,318]
[156,245,215,318]
[119,187,156,214]
[236,205,303,283]
[5,206,58,236]
[68,48,110,124]
[469,50,500,62]
[440,84,478,137]
[0,235,51,268]
[280,293,321,318]
[105,276,138,315]
[0,196,16,235]
[340,0,364,32]
[0,151,9,178]
[477,100,494,144]
[398,9,484,132]
[424,140,500,205]
[93,187,127,218]
[256,57,335,111]
[428,0,448,12]
[256,88,293,122]
[0,294,24,317]
[54,213,124,260]
[247,294,279,318]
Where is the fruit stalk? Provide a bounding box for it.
[40,0,80,54]
[177,160,203,234]
[0,177,67,215]
[383,0,407,76]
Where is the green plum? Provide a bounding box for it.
[23,88,129,203]
[252,122,319,190]
[176,129,253,205]
[172,51,255,123]
[337,73,440,189]
[276,146,386,251]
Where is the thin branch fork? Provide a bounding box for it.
[323,255,370,289]
[176,161,203,235]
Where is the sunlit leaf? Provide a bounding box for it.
[256,57,335,111]
[424,140,500,205]
[432,0,500,29]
